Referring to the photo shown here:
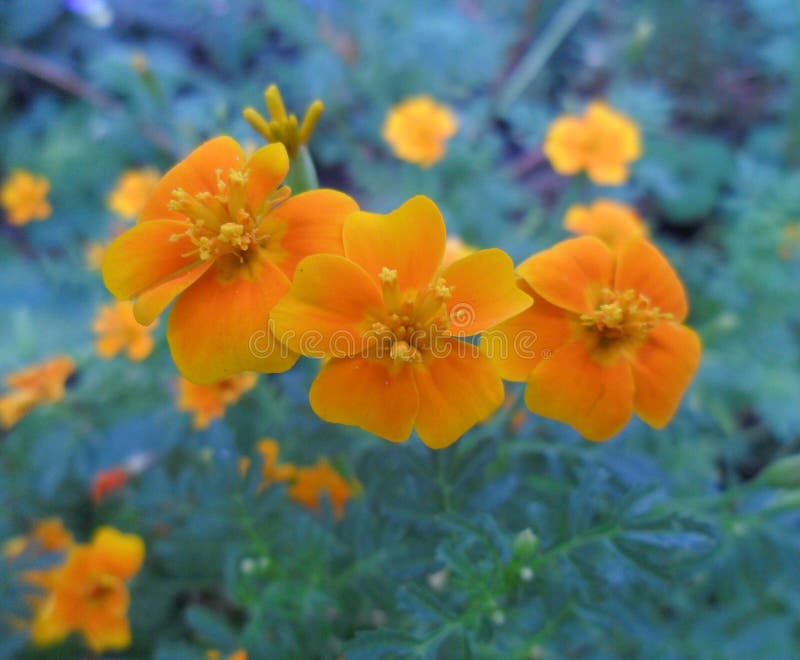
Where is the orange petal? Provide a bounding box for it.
[586,162,629,186]
[83,614,131,653]
[442,248,533,336]
[167,257,296,383]
[309,357,418,442]
[343,195,446,292]
[543,116,587,175]
[524,341,634,441]
[92,527,145,580]
[133,259,214,325]
[481,284,573,382]
[517,236,614,314]
[269,189,359,277]
[246,143,290,211]
[102,220,197,300]
[412,340,504,449]
[631,323,701,428]
[269,254,383,358]
[614,237,688,321]
[139,136,245,222]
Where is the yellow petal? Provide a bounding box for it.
[92,527,145,580]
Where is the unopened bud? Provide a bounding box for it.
[513,528,539,558]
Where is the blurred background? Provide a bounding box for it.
[1,0,800,658]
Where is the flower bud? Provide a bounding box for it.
[513,528,539,558]
[760,455,800,489]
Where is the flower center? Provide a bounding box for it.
[580,288,671,348]
[368,267,454,363]
[168,168,290,263]
[84,573,119,603]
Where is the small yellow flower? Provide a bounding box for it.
[106,168,160,220]
[92,301,158,361]
[0,356,75,429]
[564,199,648,248]
[544,101,642,185]
[176,374,258,430]
[1,169,52,225]
[382,95,459,167]
[243,83,325,158]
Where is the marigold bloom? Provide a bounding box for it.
[1,169,52,225]
[0,356,75,429]
[270,195,532,448]
[102,137,357,383]
[564,199,648,247]
[92,301,158,361]
[176,374,258,430]
[288,460,355,518]
[106,168,160,220]
[382,96,459,168]
[255,438,297,486]
[544,101,642,185]
[31,527,144,653]
[483,236,701,440]
[442,235,476,267]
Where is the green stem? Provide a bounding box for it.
[286,146,319,193]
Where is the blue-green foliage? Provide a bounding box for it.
[1,0,799,657]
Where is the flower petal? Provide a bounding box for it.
[133,259,214,325]
[524,341,634,441]
[139,136,245,222]
[309,357,418,442]
[167,257,296,383]
[343,195,446,292]
[412,340,504,449]
[481,283,573,382]
[102,220,197,300]
[614,237,689,321]
[269,254,383,358]
[246,143,290,211]
[517,236,614,314]
[442,248,533,336]
[269,189,359,277]
[92,527,145,580]
[631,323,701,428]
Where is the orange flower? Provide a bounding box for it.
[92,301,158,361]
[207,650,247,660]
[382,96,459,167]
[544,101,642,185]
[106,168,160,220]
[270,195,532,448]
[288,460,356,518]
[91,467,129,503]
[176,373,258,430]
[0,356,75,429]
[30,527,144,653]
[442,235,476,267]
[1,169,52,225]
[483,236,701,440]
[101,137,358,383]
[254,438,297,486]
[564,199,648,247]
[3,518,74,561]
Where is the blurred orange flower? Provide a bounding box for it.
[483,236,701,440]
[383,96,458,167]
[3,518,74,561]
[84,241,108,271]
[106,168,160,220]
[0,356,75,429]
[1,169,52,225]
[176,373,258,430]
[207,650,247,660]
[254,438,297,487]
[102,137,358,384]
[92,301,158,361]
[30,527,144,653]
[270,195,532,448]
[91,467,129,503]
[564,199,648,247]
[288,460,356,518]
[544,101,642,185]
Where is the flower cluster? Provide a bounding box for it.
[94,87,700,446]
[5,521,144,653]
